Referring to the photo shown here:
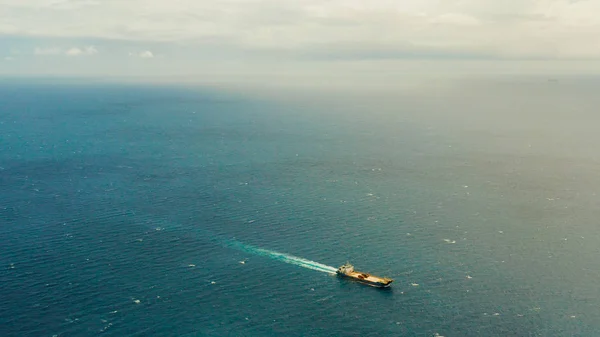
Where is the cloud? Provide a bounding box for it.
[33,46,98,56]
[128,50,155,58]
[139,51,154,58]
[4,1,600,59]
[3,56,14,61]
[65,46,98,56]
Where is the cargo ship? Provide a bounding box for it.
[336,263,393,288]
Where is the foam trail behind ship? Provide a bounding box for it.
[224,239,337,274]
[141,217,337,274]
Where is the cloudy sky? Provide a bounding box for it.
[1,0,600,81]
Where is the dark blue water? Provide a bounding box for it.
[2,79,600,336]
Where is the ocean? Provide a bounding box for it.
[1,78,600,336]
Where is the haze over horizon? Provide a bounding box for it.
[2,0,600,84]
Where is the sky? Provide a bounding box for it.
[1,0,600,83]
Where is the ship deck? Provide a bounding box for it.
[344,270,392,284]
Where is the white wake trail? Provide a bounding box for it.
[225,240,337,274]
[139,219,338,274]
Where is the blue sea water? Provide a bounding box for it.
[2,78,600,336]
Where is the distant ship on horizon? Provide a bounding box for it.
[336,263,393,288]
